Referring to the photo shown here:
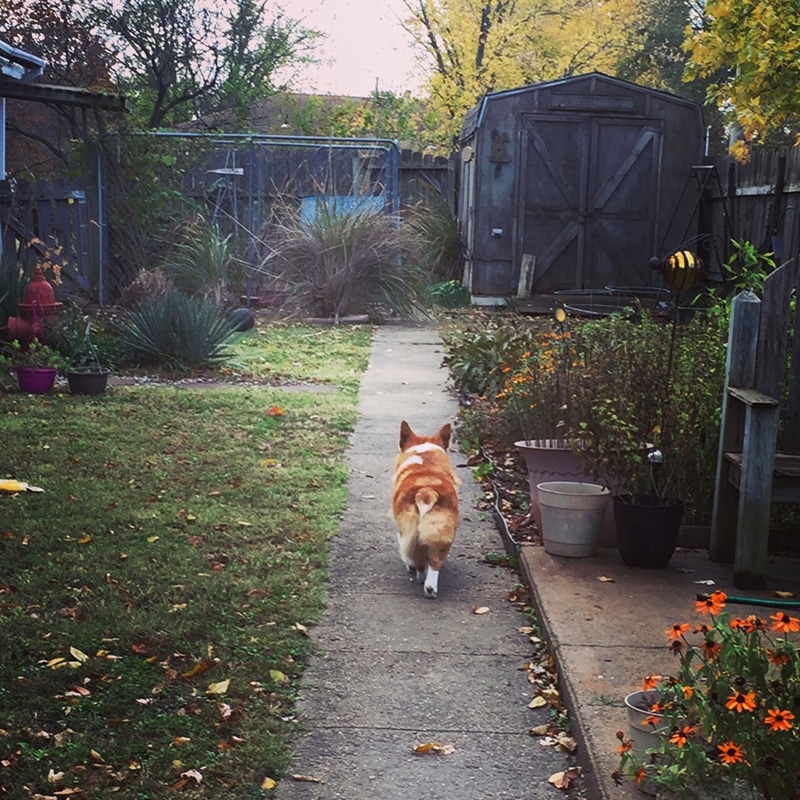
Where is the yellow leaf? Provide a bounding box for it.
[77,534,92,545]
[291,774,321,783]
[69,647,89,664]
[529,695,547,709]
[206,679,230,695]
[186,514,196,523]
[269,669,289,685]
[147,536,159,543]
[597,575,615,582]
[773,590,795,599]
[261,777,277,790]
[47,657,68,669]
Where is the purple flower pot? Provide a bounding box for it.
[16,366,57,394]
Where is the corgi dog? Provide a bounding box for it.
[391,421,459,598]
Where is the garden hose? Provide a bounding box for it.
[699,592,800,609]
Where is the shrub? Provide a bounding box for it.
[118,269,175,309]
[404,197,463,282]
[115,292,243,372]
[263,202,427,322]
[161,215,236,303]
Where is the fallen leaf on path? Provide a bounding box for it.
[773,590,795,598]
[291,774,321,783]
[261,777,277,790]
[472,606,490,615]
[528,696,547,709]
[548,767,581,789]
[412,742,456,756]
[597,575,614,582]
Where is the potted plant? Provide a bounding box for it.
[563,312,725,567]
[0,339,65,394]
[64,320,112,395]
[617,591,800,799]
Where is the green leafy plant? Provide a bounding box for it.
[724,239,777,294]
[116,292,243,372]
[0,339,66,369]
[263,201,427,323]
[405,197,463,282]
[161,215,235,303]
[0,254,28,325]
[617,591,800,799]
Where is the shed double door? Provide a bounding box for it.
[519,115,661,293]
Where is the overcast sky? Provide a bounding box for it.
[278,0,426,96]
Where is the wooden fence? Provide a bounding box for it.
[0,177,96,296]
[1,145,798,302]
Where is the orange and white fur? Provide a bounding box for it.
[391,421,459,598]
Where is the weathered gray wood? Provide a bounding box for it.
[733,404,780,589]
[712,258,800,585]
[755,261,794,399]
[710,291,762,563]
[785,265,800,453]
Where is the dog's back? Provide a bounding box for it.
[392,421,459,598]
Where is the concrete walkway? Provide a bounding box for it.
[276,325,575,800]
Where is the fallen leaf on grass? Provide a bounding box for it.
[269,669,289,685]
[69,647,89,664]
[412,742,455,756]
[77,534,92,545]
[181,660,215,679]
[206,679,230,695]
[261,777,277,790]
[548,767,581,789]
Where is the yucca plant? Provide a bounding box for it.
[404,197,463,282]
[161,216,233,303]
[265,201,429,323]
[116,292,243,372]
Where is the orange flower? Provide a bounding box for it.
[666,623,691,641]
[617,739,633,754]
[643,715,662,727]
[681,685,694,700]
[730,617,751,633]
[767,648,791,666]
[695,591,727,616]
[770,611,800,634]
[642,675,662,691]
[669,726,694,748]
[765,708,795,732]
[718,741,744,764]
[725,691,757,713]
[634,767,647,785]
[701,639,721,660]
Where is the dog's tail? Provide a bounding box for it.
[414,488,439,518]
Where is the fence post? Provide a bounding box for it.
[709,291,761,563]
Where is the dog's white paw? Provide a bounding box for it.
[423,568,439,598]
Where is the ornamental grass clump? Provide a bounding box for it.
[617,591,800,799]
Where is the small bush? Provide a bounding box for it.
[160,215,235,302]
[118,268,175,309]
[405,198,463,282]
[116,292,243,372]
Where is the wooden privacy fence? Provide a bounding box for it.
[710,258,800,589]
[0,178,96,294]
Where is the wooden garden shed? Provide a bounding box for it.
[458,72,705,301]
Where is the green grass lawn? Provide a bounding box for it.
[0,320,373,799]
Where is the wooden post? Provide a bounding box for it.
[709,291,761,563]
[517,254,535,299]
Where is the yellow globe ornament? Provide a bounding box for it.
[650,250,704,291]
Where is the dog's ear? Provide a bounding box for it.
[435,423,452,450]
[399,420,413,449]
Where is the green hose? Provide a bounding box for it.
[699,592,800,609]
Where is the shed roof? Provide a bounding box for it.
[0,40,46,83]
[460,71,701,141]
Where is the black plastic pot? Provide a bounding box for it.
[66,368,110,396]
[613,494,684,568]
